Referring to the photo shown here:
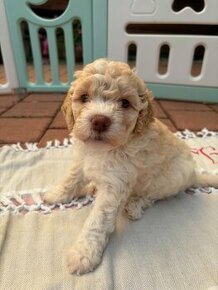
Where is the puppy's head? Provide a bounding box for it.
[62,59,154,148]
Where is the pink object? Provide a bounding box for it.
[42,38,49,57]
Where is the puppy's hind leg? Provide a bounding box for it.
[124,195,152,220]
[193,172,218,188]
[80,181,97,197]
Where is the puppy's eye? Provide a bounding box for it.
[121,99,130,109]
[80,94,89,103]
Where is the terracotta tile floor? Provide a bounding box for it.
[0,92,217,148]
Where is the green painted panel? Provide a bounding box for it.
[147,83,218,103]
[27,83,69,92]
[46,28,59,84]
[9,19,29,89]
[28,23,44,85]
[4,0,93,91]
[64,22,75,83]
[92,0,108,59]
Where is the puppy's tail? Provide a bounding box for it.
[194,172,218,188]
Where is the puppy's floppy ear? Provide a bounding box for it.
[134,88,154,134]
[61,88,75,132]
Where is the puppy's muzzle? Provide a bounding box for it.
[91,114,111,133]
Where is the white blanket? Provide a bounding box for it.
[0,131,218,289]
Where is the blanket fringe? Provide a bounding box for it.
[0,184,217,215]
[0,189,94,215]
[1,128,217,152]
[175,128,218,139]
[7,138,74,152]
[0,128,217,215]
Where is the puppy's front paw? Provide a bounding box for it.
[67,242,102,275]
[43,187,73,204]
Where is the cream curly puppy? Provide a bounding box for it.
[43,59,218,275]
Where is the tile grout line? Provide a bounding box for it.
[156,100,178,130]
[36,105,63,144]
[0,94,29,117]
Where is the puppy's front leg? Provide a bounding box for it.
[43,162,84,204]
[67,186,128,275]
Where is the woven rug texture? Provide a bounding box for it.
[0,131,218,290]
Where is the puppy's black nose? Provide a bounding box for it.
[91,114,111,133]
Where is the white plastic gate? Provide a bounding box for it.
[108,0,218,101]
[0,0,18,94]
[1,0,218,102]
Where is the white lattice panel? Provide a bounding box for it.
[108,0,218,87]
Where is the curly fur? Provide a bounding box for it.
[43,59,218,275]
